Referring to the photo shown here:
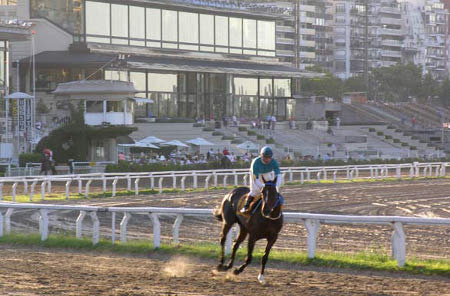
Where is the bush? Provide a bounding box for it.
[248,130,256,136]
[401,142,409,147]
[222,135,234,140]
[385,135,392,140]
[266,138,275,144]
[393,139,400,143]
[193,123,203,127]
[155,117,195,123]
[212,131,223,136]
[19,153,42,167]
[257,135,265,140]
[369,128,376,132]
[410,146,417,150]
[203,127,215,132]
[376,131,384,136]
[395,129,402,133]
[238,126,247,132]
[387,125,395,129]
[231,139,244,144]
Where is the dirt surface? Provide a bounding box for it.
[1,178,449,295]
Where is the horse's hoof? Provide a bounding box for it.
[257,274,265,284]
[233,268,240,275]
[216,264,227,272]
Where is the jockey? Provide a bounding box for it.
[240,146,282,214]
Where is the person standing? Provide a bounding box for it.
[336,116,341,129]
[271,115,276,130]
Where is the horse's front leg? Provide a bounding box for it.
[233,235,256,275]
[258,234,278,284]
[226,227,248,270]
[217,222,232,271]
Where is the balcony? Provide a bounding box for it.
[276,37,295,45]
[276,25,295,33]
[381,49,402,58]
[276,49,295,57]
[379,17,403,26]
[381,39,402,47]
[379,6,401,16]
[379,28,404,36]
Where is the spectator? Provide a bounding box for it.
[265,114,271,129]
[118,152,125,161]
[223,147,229,156]
[232,115,237,126]
[271,115,276,130]
[336,117,341,128]
[411,116,416,128]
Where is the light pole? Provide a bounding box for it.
[31,29,36,151]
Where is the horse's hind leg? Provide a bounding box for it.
[233,235,256,275]
[258,234,278,284]
[217,222,232,271]
[226,227,248,270]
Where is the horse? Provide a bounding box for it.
[213,180,283,284]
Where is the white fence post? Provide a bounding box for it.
[300,172,304,184]
[126,175,131,191]
[150,173,154,190]
[65,180,72,199]
[0,182,3,200]
[158,178,164,194]
[305,219,321,259]
[323,168,327,181]
[23,181,28,195]
[181,176,186,192]
[0,210,3,237]
[120,212,131,243]
[102,175,107,193]
[172,173,176,189]
[243,174,248,186]
[193,172,198,189]
[4,208,13,234]
[289,168,293,182]
[11,182,17,202]
[85,180,92,197]
[151,213,161,249]
[233,170,238,186]
[306,168,310,181]
[78,178,82,194]
[112,178,118,197]
[317,172,321,183]
[134,178,140,196]
[76,211,86,239]
[40,181,46,200]
[29,180,37,202]
[205,175,211,189]
[111,212,116,244]
[90,211,100,245]
[213,171,218,187]
[333,170,337,183]
[396,166,401,179]
[47,180,52,194]
[391,222,406,267]
[173,214,183,245]
[223,175,228,188]
[39,209,49,241]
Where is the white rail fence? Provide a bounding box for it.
[0,203,448,267]
[0,162,448,201]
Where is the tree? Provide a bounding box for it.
[439,78,450,107]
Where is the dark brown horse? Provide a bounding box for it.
[213,181,283,284]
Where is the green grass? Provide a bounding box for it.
[1,233,448,276]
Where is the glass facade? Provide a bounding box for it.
[84,0,276,57]
[31,0,84,37]
[103,69,292,120]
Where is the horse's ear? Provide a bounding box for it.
[273,176,277,184]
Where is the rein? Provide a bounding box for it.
[260,185,282,220]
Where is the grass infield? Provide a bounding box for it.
[0,233,448,277]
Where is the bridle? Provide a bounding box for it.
[260,182,282,220]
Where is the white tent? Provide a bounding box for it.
[140,136,165,144]
[160,140,189,148]
[118,142,160,149]
[186,137,215,146]
[4,92,34,99]
[236,141,258,150]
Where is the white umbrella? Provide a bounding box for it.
[140,136,165,144]
[236,141,258,150]
[160,140,189,148]
[118,142,159,149]
[5,92,34,99]
[186,137,215,146]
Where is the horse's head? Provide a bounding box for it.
[261,179,281,219]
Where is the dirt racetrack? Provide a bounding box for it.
[1,178,449,295]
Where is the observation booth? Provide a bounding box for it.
[52,80,140,126]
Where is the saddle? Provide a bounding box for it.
[237,193,262,217]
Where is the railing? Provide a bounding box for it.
[0,162,448,201]
[0,202,448,267]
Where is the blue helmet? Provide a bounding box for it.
[260,146,273,158]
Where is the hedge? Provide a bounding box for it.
[238,126,247,132]
[212,131,224,136]
[266,138,275,144]
[248,130,256,136]
[257,135,265,140]
[376,131,384,136]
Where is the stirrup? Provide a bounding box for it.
[240,206,249,213]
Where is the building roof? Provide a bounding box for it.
[53,80,138,95]
[0,23,30,41]
[20,51,317,78]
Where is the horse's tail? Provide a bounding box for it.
[213,207,223,221]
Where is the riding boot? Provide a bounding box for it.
[240,195,254,213]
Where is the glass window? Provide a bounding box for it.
[104,70,128,81]
[179,12,198,44]
[274,79,291,97]
[146,8,161,41]
[31,0,84,35]
[260,78,272,97]
[107,101,124,112]
[130,6,145,40]
[111,4,128,38]
[257,20,275,51]
[148,73,177,92]
[86,100,103,113]
[234,77,257,96]
[129,72,146,92]
[243,19,256,48]
[229,17,242,48]
[156,93,177,117]
[200,14,214,45]
[239,96,258,119]
[162,10,178,42]
[86,1,110,36]
[215,16,228,47]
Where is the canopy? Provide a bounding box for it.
[186,137,215,146]
[118,142,159,149]
[139,136,165,144]
[236,141,259,150]
[4,92,34,99]
[160,140,189,148]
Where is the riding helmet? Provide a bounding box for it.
[260,146,273,158]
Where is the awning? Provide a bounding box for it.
[5,92,34,99]
[20,50,322,78]
[133,98,154,104]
